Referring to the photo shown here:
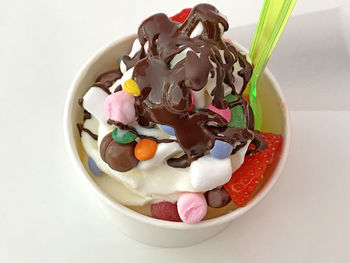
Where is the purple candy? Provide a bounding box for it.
[160,125,175,136]
[88,157,102,176]
[210,140,233,159]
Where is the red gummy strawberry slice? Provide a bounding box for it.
[224,132,283,207]
[170,8,192,23]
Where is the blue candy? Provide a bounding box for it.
[160,125,176,136]
[88,157,102,176]
[210,140,233,159]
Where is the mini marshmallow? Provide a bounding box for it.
[190,155,232,191]
[104,90,136,124]
[83,87,109,123]
[177,192,207,224]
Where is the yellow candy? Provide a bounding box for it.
[123,79,141,96]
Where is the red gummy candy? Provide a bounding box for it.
[170,8,192,23]
[224,132,283,207]
[151,201,182,222]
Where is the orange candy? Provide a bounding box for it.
[134,139,158,161]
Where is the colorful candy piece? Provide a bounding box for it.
[134,139,158,161]
[169,8,192,23]
[100,133,139,172]
[177,192,207,224]
[123,78,141,96]
[224,94,247,128]
[88,156,102,176]
[112,127,137,144]
[104,90,136,124]
[160,125,175,136]
[208,104,231,122]
[228,105,246,129]
[225,93,239,103]
[210,140,233,159]
[151,201,182,222]
[205,187,231,208]
[224,132,282,207]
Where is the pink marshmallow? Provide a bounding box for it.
[177,192,207,224]
[104,90,136,124]
[208,104,231,122]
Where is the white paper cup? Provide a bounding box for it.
[63,35,291,247]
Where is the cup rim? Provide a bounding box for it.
[63,34,291,230]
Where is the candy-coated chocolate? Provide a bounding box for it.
[88,156,102,176]
[123,78,141,96]
[151,201,182,222]
[208,104,231,122]
[205,187,231,208]
[228,105,246,129]
[177,192,207,224]
[112,127,137,144]
[209,140,233,159]
[134,139,158,161]
[225,93,239,103]
[100,133,139,172]
[104,90,136,124]
[160,125,175,136]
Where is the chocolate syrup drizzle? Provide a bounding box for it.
[77,123,98,140]
[128,4,261,167]
[78,4,266,169]
[107,119,177,144]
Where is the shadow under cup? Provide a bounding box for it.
[64,35,290,247]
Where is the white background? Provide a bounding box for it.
[1,0,350,262]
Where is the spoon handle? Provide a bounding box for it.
[245,0,297,129]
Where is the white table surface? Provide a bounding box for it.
[1,1,350,262]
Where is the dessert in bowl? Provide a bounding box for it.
[64,4,290,246]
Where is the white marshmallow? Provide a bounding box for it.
[190,155,232,191]
[83,87,109,123]
[190,22,204,38]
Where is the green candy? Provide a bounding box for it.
[225,94,239,103]
[112,128,137,144]
[228,105,246,129]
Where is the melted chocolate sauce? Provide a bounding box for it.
[129,4,255,167]
[95,69,123,89]
[107,119,177,144]
[77,124,98,140]
[78,4,264,169]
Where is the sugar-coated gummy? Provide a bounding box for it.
[151,201,182,222]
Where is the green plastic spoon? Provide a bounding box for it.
[244,0,297,130]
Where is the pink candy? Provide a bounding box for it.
[177,192,207,224]
[208,104,231,122]
[104,90,136,124]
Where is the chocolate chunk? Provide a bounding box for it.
[100,133,139,172]
[205,187,231,208]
